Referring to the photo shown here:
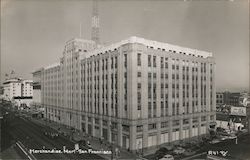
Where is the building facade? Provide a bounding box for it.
[0,86,3,95]
[3,78,33,100]
[216,92,249,107]
[223,92,241,106]
[32,68,43,108]
[2,78,33,108]
[216,92,224,105]
[41,36,216,151]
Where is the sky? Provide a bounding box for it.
[1,0,249,92]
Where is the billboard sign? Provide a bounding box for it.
[230,106,246,116]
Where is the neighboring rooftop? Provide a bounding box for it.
[44,62,60,70]
[3,78,33,84]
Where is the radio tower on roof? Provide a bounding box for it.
[91,0,100,45]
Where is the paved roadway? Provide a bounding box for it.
[186,134,250,160]
[2,104,104,160]
[144,132,250,160]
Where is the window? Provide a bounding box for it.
[153,56,156,67]
[161,73,164,79]
[165,74,168,79]
[161,57,164,68]
[161,121,168,128]
[161,83,164,89]
[111,122,118,129]
[183,119,189,125]
[111,57,114,69]
[137,53,141,66]
[165,62,168,69]
[148,72,152,78]
[115,57,118,68]
[88,117,92,121]
[124,54,127,67]
[137,72,142,78]
[138,104,141,110]
[153,73,157,79]
[148,55,151,67]
[201,116,206,121]
[95,118,99,124]
[138,83,141,89]
[122,125,129,132]
[137,125,143,132]
[193,117,198,123]
[148,123,157,130]
[165,83,168,88]
[173,120,180,126]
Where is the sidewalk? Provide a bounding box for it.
[31,118,141,160]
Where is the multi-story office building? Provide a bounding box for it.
[40,36,216,151]
[223,92,241,106]
[3,78,33,100]
[3,78,22,99]
[2,78,33,107]
[216,92,248,107]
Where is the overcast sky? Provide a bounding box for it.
[1,0,249,92]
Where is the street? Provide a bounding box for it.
[1,104,104,159]
[184,134,250,160]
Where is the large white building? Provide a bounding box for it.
[3,78,33,99]
[39,36,216,151]
[2,78,33,107]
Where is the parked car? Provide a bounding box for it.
[173,147,185,155]
[183,149,195,156]
[155,147,170,159]
[209,139,220,144]
[78,140,86,145]
[43,129,59,139]
[159,154,174,160]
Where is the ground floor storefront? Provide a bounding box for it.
[44,105,216,151]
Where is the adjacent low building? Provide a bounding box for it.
[216,92,249,107]
[2,78,33,108]
[216,106,247,132]
[38,36,216,151]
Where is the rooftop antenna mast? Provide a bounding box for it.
[79,23,82,38]
[91,0,100,45]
